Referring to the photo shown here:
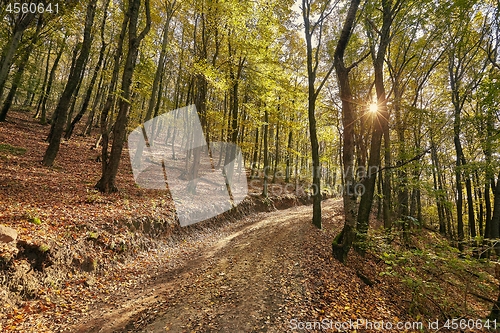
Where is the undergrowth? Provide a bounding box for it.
[367,226,497,324]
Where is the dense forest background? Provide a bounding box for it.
[1,0,500,330]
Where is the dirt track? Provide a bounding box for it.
[72,199,342,333]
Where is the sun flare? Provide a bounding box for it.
[369,103,378,113]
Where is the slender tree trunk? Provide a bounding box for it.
[251,127,259,178]
[272,119,280,183]
[42,0,97,166]
[84,55,108,135]
[431,141,447,235]
[485,181,492,239]
[39,37,65,125]
[0,12,36,102]
[97,3,130,179]
[484,106,494,239]
[64,74,83,135]
[475,171,484,237]
[65,0,110,140]
[464,165,476,238]
[490,174,500,254]
[132,1,175,167]
[285,126,293,183]
[0,17,43,121]
[382,126,392,228]
[356,0,393,250]
[35,40,52,119]
[262,108,269,198]
[302,0,338,229]
[96,0,151,192]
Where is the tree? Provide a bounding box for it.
[0,14,43,121]
[446,0,489,249]
[131,0,177,168]
[356,0,403,248]
[64,0,111,140]
[331,0,363,263]
[302,0,336,229]
[0,6,36,103]
[42,0,98,166]
[96,0,151,192]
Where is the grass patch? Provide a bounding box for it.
[0,143,26,156]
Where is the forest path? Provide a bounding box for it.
[73,198,343,333]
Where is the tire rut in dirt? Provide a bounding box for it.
[134,208,312,332]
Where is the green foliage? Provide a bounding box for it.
[85,189,102,204]
[88,231,98,239]
[370,227,496,318]
[24,209,42,225]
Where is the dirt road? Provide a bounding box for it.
[73,199,343,333]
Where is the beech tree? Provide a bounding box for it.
[42,0,98,166]
[301,0,336,229]
[331,0,363,263]
[96,0,151,192]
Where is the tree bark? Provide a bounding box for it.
[262,107,269,197]
[0,11,36,102]
[0,15,43,121]
[132,0,176,168]
[331,0,361,263]
[42,0,97,166]
[356,0,393,250]
[34,40,52,119]
[95,0,151,192]
[490,173,500,254]
[272,119,280,183]
[39,37,65,125]
[285,125,293,183]
[251,127,259,178]
[65,0,110,140]
[302,0,336,229]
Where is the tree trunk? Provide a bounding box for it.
[251,127,259,178]
[0,16,42,121]
[262,107,269,198]
[302,0,338,229]
[95,0,151,193]
[356,0,393,250]
[132,1,175,167]
[285,126,293,183]
[84,54,108,136]
[431,141,446,235]
[39,37,65,125]
[34,40,52,119]
[382,125,392,228]
[272,119,280,183]
[65,0,110,140]
[42,0,97,166]
[331,0,361,263]
[97,3,130,180]
[0,12,36,102]
[0,16,42,120]
[485,181,492,239]
[490,174,500,254]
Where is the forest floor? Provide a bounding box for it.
[0,110,499,332]
[68,199,412,333]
